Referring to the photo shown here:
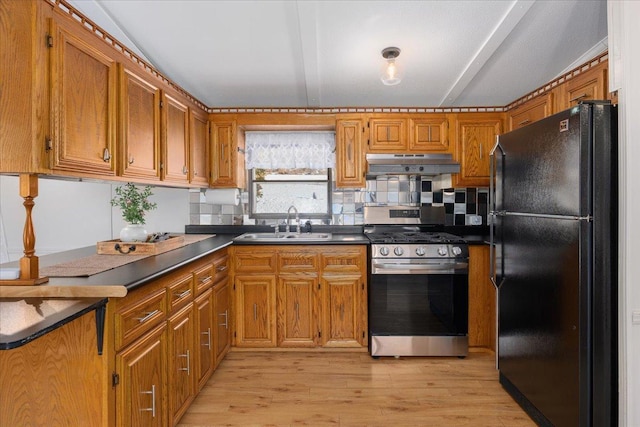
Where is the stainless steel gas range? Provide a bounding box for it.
[364,206,469,357]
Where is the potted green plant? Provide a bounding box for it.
[111,183,157,242]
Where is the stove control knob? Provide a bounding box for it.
[393,246,404,256]
[415,247,426,257]
[437,246,448,256]
[379,247,390,256]
[452,246,462,256]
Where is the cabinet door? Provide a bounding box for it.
[168,304,195,425]
[50,19,117,176]
[210,121,236,187]
[320,275,362,347]
[335,119,365,188]
[562,64,607,109]
[115,322,167,427]
[162,93,190,184]
[195,289,214,391]
[468,245,496,350]
[277,275,318,347]
[214,278,231,366]
[508,93,554,131]
[368,118,407,152]
[409,116,450,152]
[234,275,277,347]
[118,65,161,180]
[190,109,209,187]
[453,117,502,187]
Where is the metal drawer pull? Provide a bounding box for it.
[174,289,191,299]
[182,165,188,175]
[199,275,213,283]
[216,265,228,272]
[518,119,531,126]
[202,328,211,349]
[140,384,156,418]
[128,155,134,165]
[178,350,190,375]
[136,310,160,324]
[102,148,111,162]
[219,310,228,328]
[569,93,589,103]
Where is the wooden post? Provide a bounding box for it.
[0,174,48,285]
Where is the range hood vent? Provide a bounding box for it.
[366,153,460,176]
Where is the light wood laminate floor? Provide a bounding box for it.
[178,350,535,427]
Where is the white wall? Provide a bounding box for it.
[608,1,640,426]
[0,176,189,261]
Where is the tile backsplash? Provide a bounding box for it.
[189,174,488,226]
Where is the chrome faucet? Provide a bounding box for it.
[286,205,300,234]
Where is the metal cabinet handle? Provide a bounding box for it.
[569,93,589,103]
[182,165,188,175]
[199,275,212,284]
[518,119,531,126]
[219,310,228,328]
[103,148,111,162]
[202,328,211,349]
[136,309,160,324]
[128,155,134,165]
[174,289,191,299]
[216,265,228,272]
[253,303,257,320]
[178,350,190,375]
[140,384,156,418]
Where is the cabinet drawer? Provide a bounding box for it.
[278,252,319,272]
[168,274,194,312]
[320,250,364,273]
[233,249,277,273]
[212,254,229,283]
[115,287,167,350]
[194,263,214,295]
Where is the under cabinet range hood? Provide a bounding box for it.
[365,153,460,176]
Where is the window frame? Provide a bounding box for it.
[247,168,333,221]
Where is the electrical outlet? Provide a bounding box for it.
[632,310,640,325]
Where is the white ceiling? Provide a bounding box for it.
[67,0,608,109]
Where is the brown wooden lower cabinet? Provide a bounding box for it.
[232,245,367,349]
[0,247,231,427]
[468,245,497,351]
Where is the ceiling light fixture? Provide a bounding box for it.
[380,47,402,86]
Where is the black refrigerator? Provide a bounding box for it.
[490,101,617,427]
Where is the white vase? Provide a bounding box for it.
[120,223,148,242]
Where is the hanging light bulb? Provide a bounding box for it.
[380,47,402,86]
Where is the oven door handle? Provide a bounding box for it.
[372,262,468,275]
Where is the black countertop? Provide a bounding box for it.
[0,234,235,350]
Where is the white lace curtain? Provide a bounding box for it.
[245,132,335,169]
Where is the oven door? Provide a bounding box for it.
[369,259,469,338]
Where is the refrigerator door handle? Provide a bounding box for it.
[501,211,592,221]
[489,138,505,290]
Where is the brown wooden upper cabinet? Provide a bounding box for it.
[210,121,246,188]
[409,116,450,152]
[335,119,365,188]
[189,109,210,187]
[118,64,161,180]
[49,17,117,177]
[453,115,502,188]
[560,62,608,110]
[508,93,554,132]
[162,93,190,184]
[368,118,407,152]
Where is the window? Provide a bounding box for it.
[245,131,335,221]
[249,168,332,220]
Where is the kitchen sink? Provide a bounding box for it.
[233,232,333,242]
